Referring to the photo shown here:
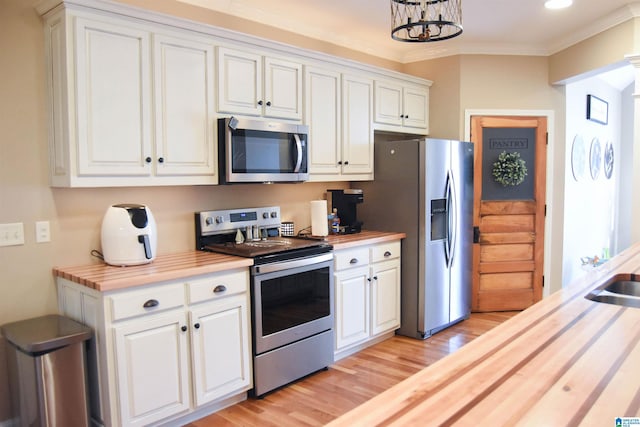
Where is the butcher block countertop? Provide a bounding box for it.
[323,230,406,250]
[53,251,253,292]
[327,242,640,426]
[52,231,405,293]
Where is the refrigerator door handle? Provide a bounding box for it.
[444,173,451,265]
[446,170,458,268]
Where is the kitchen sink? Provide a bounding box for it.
[585,277,640,308]
[603,280,640,297]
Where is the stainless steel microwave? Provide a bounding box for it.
[218,117,309,184]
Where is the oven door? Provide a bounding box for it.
[252,253,334,355]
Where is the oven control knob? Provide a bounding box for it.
[270,211,278,218]
[262,212,269,219]
[215,216,224,224]
[205,216,214,226]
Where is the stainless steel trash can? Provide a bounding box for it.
[1,314,92,427]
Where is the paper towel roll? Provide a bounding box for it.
[310,200,329,236]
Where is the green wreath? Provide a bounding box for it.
[492,151,527,186]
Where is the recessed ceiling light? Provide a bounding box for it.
[545,0,573,9]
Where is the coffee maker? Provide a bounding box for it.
[327,189,364,234]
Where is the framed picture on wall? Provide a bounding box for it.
[586,94,608,125]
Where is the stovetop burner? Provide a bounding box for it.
[195,206,332,264]
[203,237,331,262]
[238,239,292,248]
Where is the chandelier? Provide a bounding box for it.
[391,0,463,42]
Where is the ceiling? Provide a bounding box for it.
[177,0,640,63]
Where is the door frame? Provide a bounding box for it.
[464,109,557,297]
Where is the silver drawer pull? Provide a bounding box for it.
[349,258,358,264]
[384,251,392,257]
[143,299,159,308]
[213,285,227,293]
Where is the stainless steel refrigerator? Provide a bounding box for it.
[359,138,474,339]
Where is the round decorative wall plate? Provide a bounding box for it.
[589,137,601,180]
[571,134,586,181]
[603,141,614,179]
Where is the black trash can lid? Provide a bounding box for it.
[1,314,92,355]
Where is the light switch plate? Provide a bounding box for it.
[0,223,25,247]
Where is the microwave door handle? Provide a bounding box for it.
[293,133,303,173]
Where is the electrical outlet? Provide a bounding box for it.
[0,223,25,247]
[36,221,51,243]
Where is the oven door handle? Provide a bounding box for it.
[253,253,333,274]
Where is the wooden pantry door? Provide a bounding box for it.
[470,116,547,311]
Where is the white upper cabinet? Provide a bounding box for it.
[217,47,302,120]
[74,17,153,179]
[374,80,430,134]
[43,11,218,187]
[341,74,374,178]
[305,66,342,179]
[39,1,430,187]
[153,33,217,178]
[307,70,373,181]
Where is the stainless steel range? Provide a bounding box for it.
[195,206,334,397]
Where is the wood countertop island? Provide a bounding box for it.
[327,243,640,426]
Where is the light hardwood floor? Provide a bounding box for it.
[186,311,518,427]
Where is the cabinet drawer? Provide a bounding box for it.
[109,283,184,321]
[187,269,249,305]
[334,247,370,271]
[371,241,401,263]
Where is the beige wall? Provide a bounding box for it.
[403,55,462,140]
[549,19,638,84]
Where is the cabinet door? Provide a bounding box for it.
[335,266,370,350]
[370,259,401,336]
[190,293,252,406]
[403,85,429,130]
[305,66,341,177]
[113,311,190,426]
[190,294,251,406]
[74,17,152,177]
[264,57,302,119]
[217,47,262,116]
[153,34,216,177]
[374,80,403,126]
[342,74,373,176]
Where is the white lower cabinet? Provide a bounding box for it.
[189,293,251,406]
[335,263,370,349]
[334,241,401,359]
[56,268,251,427]
[113,310,190,426]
